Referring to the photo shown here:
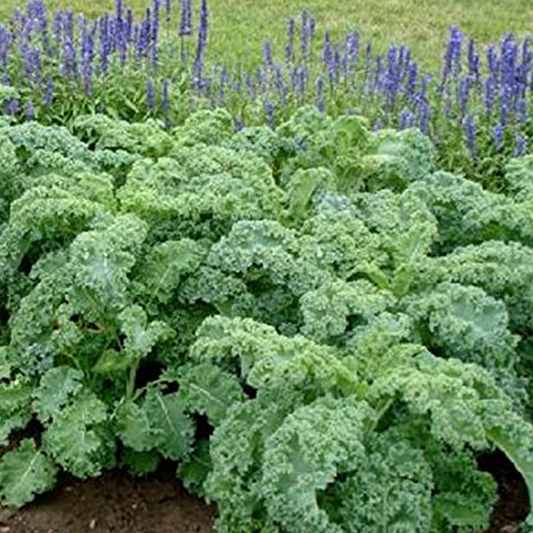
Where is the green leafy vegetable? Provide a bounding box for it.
[0,110,532,533]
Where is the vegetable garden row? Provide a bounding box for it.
[1,1,533,532]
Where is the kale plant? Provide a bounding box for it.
[0,108,532,533]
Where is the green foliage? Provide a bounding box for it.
[0,439,58,507]
[0,109,533,533]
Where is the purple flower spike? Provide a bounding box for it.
[25,97,34,120]
[316,76,326,112]
[418,101,430,134]
[192,0,208,87]
[264,99,274,126]
[0,25,12,70]
[301,10,309,59]
[5,95,19,116]
[115,0,123,25]
[285,17,294,62]
[125,9,134,41]
[198,0,208,52]
[151,0,161,70]
[487,44,500,78]
[399,108,414,129]
[484,75,496,114]
[493,121,505,150]
[441,25,463,86]
[457,74,473,118]
[43,75,54,105]
[467,39,480,83]
[345,32,359,67]
[99,14,112,74]
[52,11,63,51]
[81,21,96,95]
[309,16,316,40]
[178,0,192,37]
[273,65,287,106]
[323,32,337,84]
[263,40,273,66]
[463,114,477,161]
[146,77,155,113]
[515,133,526,156]
[406,62,418,98]
[20,44,42,87]
[162,78,170,124]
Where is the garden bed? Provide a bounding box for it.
[0,451,528,533]
[0,465,215,533]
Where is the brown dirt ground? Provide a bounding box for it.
[0,449,528,533]
[0,466,216,533]
[479,450,530,533]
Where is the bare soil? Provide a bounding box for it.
[0,466,215,533]
[480,450,530,533]
[0,450,528,533]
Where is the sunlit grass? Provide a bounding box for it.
[2,0,533,71]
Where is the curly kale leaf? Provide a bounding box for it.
[277,109,433,194]
[205,399,281,533]
[116,387,194,461]
[405,282,518,369]
[427,445,497,533]
[276,106,334,159]
[66,214,147,316]
[119,148,283,241]
[284,167,337,222]
[370,349,531,454]
[503,154,533,198]
[171,363,245,426]
[300,207,387,279]
[0,135,20,211]
[207,220,326,296]
[190,316,358,396]
[204,386,343,533]
[300,279,394,344]
[7,250,74,375]
[0,346,11,379]
[72,114,173,158]
[350,189,438,265]
[0,183,112,277]
[208,394,433,533]
[0,379,33,446]
[1,121,93,172]
[361,127,435,189]
[42,391,114,478]
[367,350,533,524]
[422,240,533,331]
[120,448,161,476]
[277,111,371,192]
[179,439,212,497]
[8,215,151,388]
[140,388,194,461]
[347,312,414,365]
[259,397,372,533]
[407,171,533,249]
[227,125,291,166]
[171,109,235,147]
[329,433,433,533]
[117,305,173,363]
[0,439,58,508]
[33,366,84,423]
[132,238,208,305]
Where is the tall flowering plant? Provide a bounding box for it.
[0,0,531,187]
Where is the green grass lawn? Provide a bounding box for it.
[1,0,533,71]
